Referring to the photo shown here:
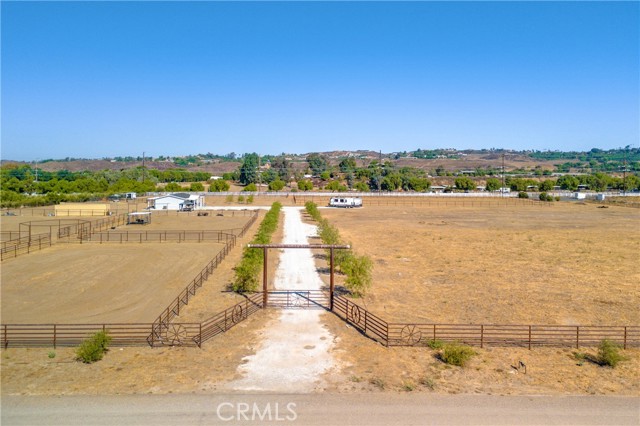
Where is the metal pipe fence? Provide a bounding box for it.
[1,291,638,350]
[332,294,639,349]
[1,323,201,348]
[0,234,52,260]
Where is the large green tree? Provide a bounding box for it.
[239,153,259,185]
[306,153,329,175]
[454,177,476,191]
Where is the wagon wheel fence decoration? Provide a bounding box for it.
[348,304,361,326]
[231,305,244,324]
[400,324,422,346]
[163,324,188,346]
[291,294,305,308]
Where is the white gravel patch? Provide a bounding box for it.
[228,207,337,393]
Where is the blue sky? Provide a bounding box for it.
[2,1,638,161]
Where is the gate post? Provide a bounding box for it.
[330,248,335,311]
[263,247,268,307]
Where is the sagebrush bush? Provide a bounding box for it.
[76,331,112,363]
[597,339,625,368]
[441,342,476,367]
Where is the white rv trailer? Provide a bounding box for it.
[328,197,363,208]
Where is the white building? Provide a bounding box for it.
[147,193,205,211]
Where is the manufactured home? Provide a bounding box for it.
[147,193,205,211]
[328,197,362,208]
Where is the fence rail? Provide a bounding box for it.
[332,295,639,349]
[0,234,52,260]
[1,291,638,350]
[198,293,264,345]
[1,323,201,348]
[64,229,240,244]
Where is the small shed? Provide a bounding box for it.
[127,212,151,225]
[54,203,110,216]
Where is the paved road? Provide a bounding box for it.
[2,393,638,425]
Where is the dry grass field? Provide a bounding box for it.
[320,200,639,326]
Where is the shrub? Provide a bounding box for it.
[48,351,56,359]
[164,182,182,192]
[189,182,205,192]
[427,339,445,350]
[539,192,554,202]
[597,339,625,368]
[246,195,254,204]
[76,331,112,363]
[225,194,234,203]
[297,180,313,191]
[268,179,285,191]
[243,183,257,192]
[440,342,476,367]
[210,180,230,192]
[326,180,347,191]
[518,191,529,199]
[353,182,370,192]
[305,201,321,221]
[341,254,373,297]
[237,195,245,204]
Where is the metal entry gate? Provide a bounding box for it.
[265,290,330,309]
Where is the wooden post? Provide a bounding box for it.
[330,248,335,311]
[624,326,627,350]
[576,326,580,349]
[480,324,484,349]
[53,324,57,349]
[528,325,532,350]
[263,247,268,307]
[198,323,202,348]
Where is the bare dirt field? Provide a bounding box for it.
[0,212,258,324]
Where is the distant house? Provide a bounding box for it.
[147,193,205,211]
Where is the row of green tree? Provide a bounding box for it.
[233,203,282,292]
[305,202,372,297]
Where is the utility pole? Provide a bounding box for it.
[623,146,628,196]
[378,150,382,193]
[142,151,146,183]
[258,154,261,193]
[501,152,505,197]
